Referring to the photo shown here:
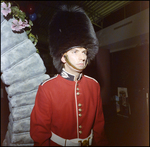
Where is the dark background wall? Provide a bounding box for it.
[84,43,149,146]
[110,44,149,118]
[109,44,149,145]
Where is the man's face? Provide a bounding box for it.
[61,47,88,73]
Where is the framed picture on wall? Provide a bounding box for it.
[116,87,131,118]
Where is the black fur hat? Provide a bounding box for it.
[48,5,99,72]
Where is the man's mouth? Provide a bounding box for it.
[77,63,84,66]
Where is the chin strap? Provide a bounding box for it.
[64,54,88,71]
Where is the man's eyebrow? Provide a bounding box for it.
[83,49,87,52]
[72,48,87,51]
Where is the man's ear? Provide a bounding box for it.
[61,55,66,63]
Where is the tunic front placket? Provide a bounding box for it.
[74,81,83,138]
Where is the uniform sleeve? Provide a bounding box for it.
[92,84,108,146]
[30,85,52,146]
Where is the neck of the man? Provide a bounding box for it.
[65,69,80,81]
[64,64,83,81]
[61,68,82,81]
[73,73,80,81]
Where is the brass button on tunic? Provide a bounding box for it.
[78,103,82,107]
[79,125,82,129]
[78,108,82,112]
[77,92,80,96]
[79,113,82,117]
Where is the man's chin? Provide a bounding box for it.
[68,64,84,72]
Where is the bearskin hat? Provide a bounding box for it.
[48,5,99,72]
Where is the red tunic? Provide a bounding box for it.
[30,73,107,146]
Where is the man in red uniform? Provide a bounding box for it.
[30,5,108,146]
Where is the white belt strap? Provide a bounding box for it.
[50,130,93,146]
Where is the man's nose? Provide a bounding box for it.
[79,53,86,61]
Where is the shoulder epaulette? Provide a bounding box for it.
[41,74,58,86]
[84,75,98,83]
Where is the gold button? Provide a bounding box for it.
[79,113,82,117]
[79,125,82,129]
[78,103,82,107]
[79,130,82,134]
[77,92,80,95]
[78,108,82,112]
[77,88,79,91]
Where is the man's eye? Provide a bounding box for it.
[73,50,78,53]
[83,51,87,55]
